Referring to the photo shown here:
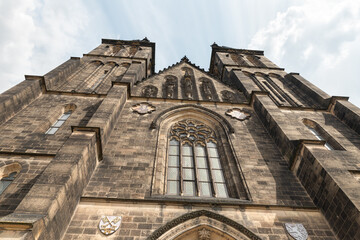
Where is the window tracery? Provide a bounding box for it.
[167,120,228,198]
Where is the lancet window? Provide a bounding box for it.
[166,120,228,198]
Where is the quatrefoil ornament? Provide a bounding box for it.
[131,102,156,115]
[225,108,250,121]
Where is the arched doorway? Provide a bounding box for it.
[147,210,262,240]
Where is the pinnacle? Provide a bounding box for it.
[181,56,189,62]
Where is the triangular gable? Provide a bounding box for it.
[132,57,246,103]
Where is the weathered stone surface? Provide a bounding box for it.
[0,39,359,240]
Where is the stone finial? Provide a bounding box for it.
[142,37,149,42]
[211,42,218,47]
[181,56,189,62]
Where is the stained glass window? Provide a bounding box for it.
[166,120,228,198]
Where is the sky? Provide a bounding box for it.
[1,0,359,106]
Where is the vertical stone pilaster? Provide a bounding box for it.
[0,131,98,239]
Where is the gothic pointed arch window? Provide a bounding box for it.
[167,120,228,198]
[151,106,249,200]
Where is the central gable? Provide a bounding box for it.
[132,59,246,103]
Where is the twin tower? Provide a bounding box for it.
[0,38,359,239]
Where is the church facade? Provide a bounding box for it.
[0,39,359,239]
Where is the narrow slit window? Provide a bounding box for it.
[45,111,72,135]
[166,120,228,198]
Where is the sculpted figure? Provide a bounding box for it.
[163,75,178,99]
[141,85,158,98]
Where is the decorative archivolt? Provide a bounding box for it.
[150,104,234,134]
[147,210,261,240]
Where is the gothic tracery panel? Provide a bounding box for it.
[167,120,228,198]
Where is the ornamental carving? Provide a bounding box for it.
[141,85,158,98]
[163,75,178,99]
[221,90,237,103]
[199,78,219,101]
[181,67,198,100]
[170,120,216,145]
[147,210,262,240]
[131,102,156,115]
[225,109,250,121]
[99,216,122,235]
[198,228,211,240]
[285,223,308,240]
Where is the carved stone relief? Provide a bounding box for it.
[181,67,198,100]
[131,102,156,115]
[225,108,251,121]
[285,223,308,240]
[151,213,258,240]
[221,90,238,103]
[163,75,178,99]
[98,216,122,235]
[198,228,211,240]
[141,85,158,98]
[199,77,219,101]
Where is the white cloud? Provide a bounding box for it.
[0,0,91,93]
[248,0,360,106]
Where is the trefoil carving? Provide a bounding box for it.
[131,102,156,115]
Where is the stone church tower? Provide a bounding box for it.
[0,39,359,240]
